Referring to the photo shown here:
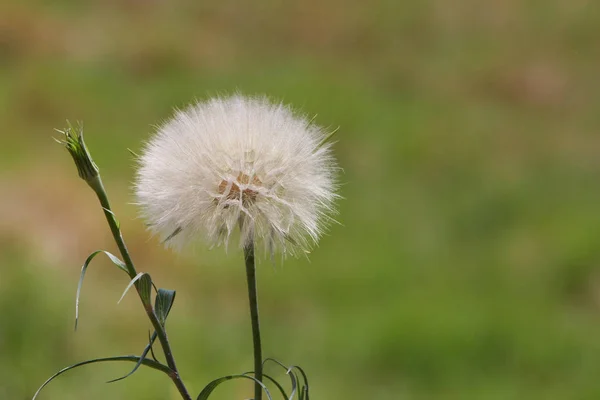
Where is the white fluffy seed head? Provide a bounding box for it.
[134,95,339,258]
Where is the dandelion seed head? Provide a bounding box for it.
[134,95,338,258]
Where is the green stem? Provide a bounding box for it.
[88,176,192,400]
[244,241,263,400]
[90,177,136,278]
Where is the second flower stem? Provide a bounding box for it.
[89,176,192,400]
[244,241,263,400]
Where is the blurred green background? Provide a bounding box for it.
[1,1,600,399]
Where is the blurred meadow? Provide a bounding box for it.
[1,1,600,399]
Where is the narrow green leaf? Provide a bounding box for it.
[289,365,309,400]
[155,288,176,326]
[265,374,290,400]
[137,273,153,306]
[101,207,120,230]
[196,374,272,400]
[32,355,171,399]
[148,330,159,362]
[106,331,158,383]
[103,251,129,273]
[262,358,298,400]
[75,250,129,330]
[118,272,149,304]
[291,371,301,400]
[262,359,309,400]
[242,373,288,399]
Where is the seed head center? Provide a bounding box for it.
[218,173,262,204]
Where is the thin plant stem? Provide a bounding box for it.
[244,240,263,400]
[88,176,192,400]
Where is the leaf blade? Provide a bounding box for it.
[117,272,151,305]
[196,374,273,400]
[242,373,288,399]
[75,250,129,330]
[32,355,171,400]
[155,288,176,326]
[106,331,159,383]
[262,358,299,400]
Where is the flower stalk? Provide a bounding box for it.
[88,176,191,399]
[243,239,263,400]
[58,124,192,400]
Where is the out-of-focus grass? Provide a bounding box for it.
[1,1,600,399]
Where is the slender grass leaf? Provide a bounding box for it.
[107,331,158,383]
[101,207,120,229]
[32,355,171,399]
[118,272,149,304]
[262,359,309,400]
[148,330,159,362]
[263,374,290,400]
[291,371,301,400]
[262,358,298,400]
[137,273,153,306]
[289,365,309,400]
[75,250,129,330]
[155,288,176,326]
[242,372,289,399]
[196,374,272,400]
